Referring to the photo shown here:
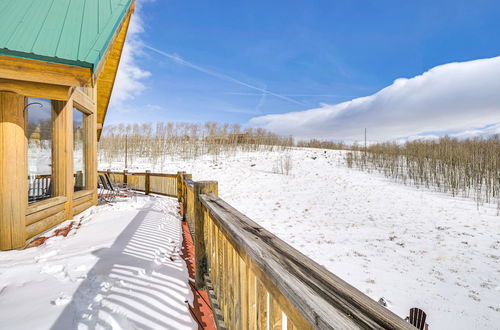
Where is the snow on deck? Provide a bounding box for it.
[0,196,196,330]
[106,148,500,330]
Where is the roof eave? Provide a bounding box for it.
[0,54,93,87]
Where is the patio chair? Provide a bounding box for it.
[98,175,117,202]
[405,308,429,330]
[104,172,133,197]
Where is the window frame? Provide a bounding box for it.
[24,86,96,210]
[25,97,56,204]
[72,93,93,194]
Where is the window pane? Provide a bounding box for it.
[73,108,86,191]
[27,98,53,203]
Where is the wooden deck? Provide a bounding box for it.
[104,170,416,330]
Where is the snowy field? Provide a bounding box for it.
[103,147,500,330]
[0,196,196,330]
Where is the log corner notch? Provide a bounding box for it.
[193,181,218,288]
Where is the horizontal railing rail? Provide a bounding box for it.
[98,170,180,198]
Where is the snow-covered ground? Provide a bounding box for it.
[0,196,196,330]
[103,148,500,330]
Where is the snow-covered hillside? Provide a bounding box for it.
[103,148,500,330]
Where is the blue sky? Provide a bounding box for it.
[107,0,500,140]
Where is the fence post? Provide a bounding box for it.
[145,170,151,195]
[194,180,218,288]
[123,169,128,186]
[183,174,192,221]
[177,171,185,202]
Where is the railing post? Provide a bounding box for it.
[194,180,218,288]
[145,170,151,195]
[123,169,128,186]
[183,174,192,221]
[177,171,185,202]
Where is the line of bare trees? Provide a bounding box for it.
[99,123,499,210]
[297,139,351,151]
[98,122,294,168]
[344,136,500,211]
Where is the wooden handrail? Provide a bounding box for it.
[99,170,178,198]
[99,170,177,178]
[199,193,414,330]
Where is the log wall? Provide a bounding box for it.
[0,81,99,249]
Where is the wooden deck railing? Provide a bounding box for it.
[100,170,179,198]
[101,169,415,330]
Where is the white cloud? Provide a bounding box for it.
[250,56,500,141]
[109,1,152,108]
[146,104,164,110]
[449,122,500,138]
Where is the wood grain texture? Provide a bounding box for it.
[144,170,151,195]
[25,210,66,238]
[73,189,94,200]
[72,88,95,114]
[26,201,66,226]
[182,174,193,221]
[0,55,92,87]
[64,99,75,219]
[200,194,415,330]
[0,92,27,250]
[73,194,92,207]
[193,181,218,287]
[0,78,70,101]
[72,199,94,216]
[26,204,65,226]
[185,178,194,229]
[177,171,185,201]
[96,12,132,140]
[203,200,309,330]
[83,95,98,206]
[52,101,67,201]
[150,175,177,197]
[26,196,67,215]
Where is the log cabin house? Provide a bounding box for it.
[0,0,135,250]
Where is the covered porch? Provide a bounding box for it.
[0,0,135,250]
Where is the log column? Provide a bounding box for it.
[0,91,27,250]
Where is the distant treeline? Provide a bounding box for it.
[346,136,500,210]
[297,139,350,150]
[99,123,499,209]
[98,122,294,166]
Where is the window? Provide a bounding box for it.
[73,108,87,191]
[27,98,53,203]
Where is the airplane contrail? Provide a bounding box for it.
[255,86,267,113]
[143,44,307,107]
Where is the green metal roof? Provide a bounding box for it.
[0,0,133,70]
